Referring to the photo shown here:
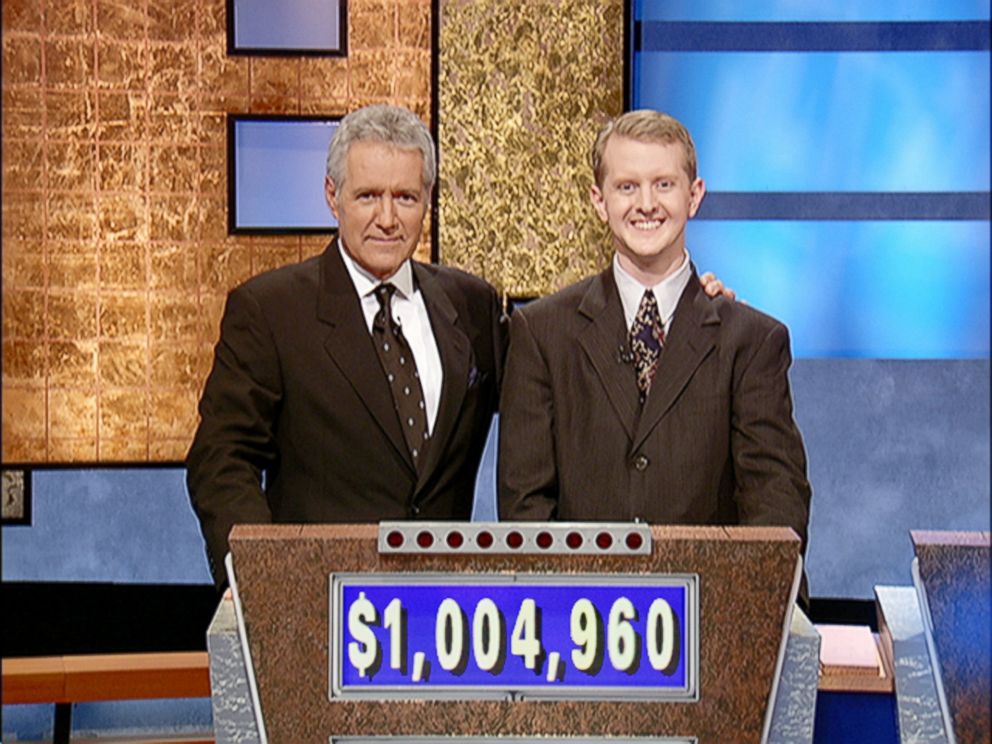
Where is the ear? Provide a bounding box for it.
[688,178,706,218]
[324,177,340,220]
[590,184,609,223]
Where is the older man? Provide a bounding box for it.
[187,105,505,586]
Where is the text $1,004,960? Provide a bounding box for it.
[342,586,686,688]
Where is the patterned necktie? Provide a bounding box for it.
[372,284,430,470]
[629,289,665,402]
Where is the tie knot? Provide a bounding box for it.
[374,283,396,308]
[637,290,658,315]
[373,284,397,332]
[633,290,662,338]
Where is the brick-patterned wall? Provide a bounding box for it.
[2,0,432,463]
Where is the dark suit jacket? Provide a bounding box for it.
[187,242,506,585]
[498,265,811,553]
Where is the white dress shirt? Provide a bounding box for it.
[613,250,693,335]
[339,244,444,434]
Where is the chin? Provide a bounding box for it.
[627,244,665,259]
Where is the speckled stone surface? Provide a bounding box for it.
[207,596,263,744]
[767,607,820,744]
[875,585,950,743]
[228,523,801,743]
[437,0,624,297]
[911,531,991,744]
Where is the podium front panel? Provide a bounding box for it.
[227,523,801,743]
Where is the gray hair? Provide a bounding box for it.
[326,104,437,193]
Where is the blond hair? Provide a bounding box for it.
[591,110,698,186]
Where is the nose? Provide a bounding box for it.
[636,187,656,214]
[376,196,398,228]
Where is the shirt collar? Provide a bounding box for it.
[338,241,416,300]
[612,249,693,330]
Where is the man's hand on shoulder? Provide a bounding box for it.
[699,271,737,301]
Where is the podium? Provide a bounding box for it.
[913,530,991,742]
[876,530,991,744]
[207,523,818,743]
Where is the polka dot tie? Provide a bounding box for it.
[629,290,665,403]
[372,284,430,471]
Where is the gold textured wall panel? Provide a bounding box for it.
[437,0,624,296]
[2,0,433,463]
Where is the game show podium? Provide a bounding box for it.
[207,523,819,744]
[875,530,990,744]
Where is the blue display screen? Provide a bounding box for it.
[635,53,989,194]
[332,575,697,699]
[232,0,342,52]
[231,117,339,232]
[629,1,991,359]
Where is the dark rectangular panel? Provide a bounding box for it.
[698,192,991,221]
[637,21,991,52]
[228,0,347,55]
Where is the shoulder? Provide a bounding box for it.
[232,253,322,305]
[417,261,497,298]
[702,294,792,355]
[217,255,326,337]
[508,274,602,345]
[415,262,501,325]
[719,295,786,333]
[515,274,598,321]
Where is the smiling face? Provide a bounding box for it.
[325,139,429,280]
[591,135,705,282]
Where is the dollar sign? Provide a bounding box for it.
[348,591,380,678]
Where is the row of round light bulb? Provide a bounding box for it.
[377,522,652,555]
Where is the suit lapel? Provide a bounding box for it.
[577,269,640,441]
[316,243,414,472]
[412,262,472,491]
[632,271,720,452]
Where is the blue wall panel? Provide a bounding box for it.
[635,52,989,193]
[794,359,991,598]
[1,468,211,585]
[689,221,990,358]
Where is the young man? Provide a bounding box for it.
[498,111,811,562]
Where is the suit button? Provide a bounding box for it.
[633,454,649,471]
[411,504,421,516]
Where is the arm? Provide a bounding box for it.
[730,322,812,549]
[186,285,283,587]
[497,309,558,520]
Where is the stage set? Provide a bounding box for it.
[2,0,989,742]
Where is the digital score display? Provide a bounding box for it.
[330,574,698,701]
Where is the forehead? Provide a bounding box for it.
[344,140,424,187]
[601,135,689,179]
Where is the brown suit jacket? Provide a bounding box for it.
[498,265,811,553]
[187,241,506,586]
